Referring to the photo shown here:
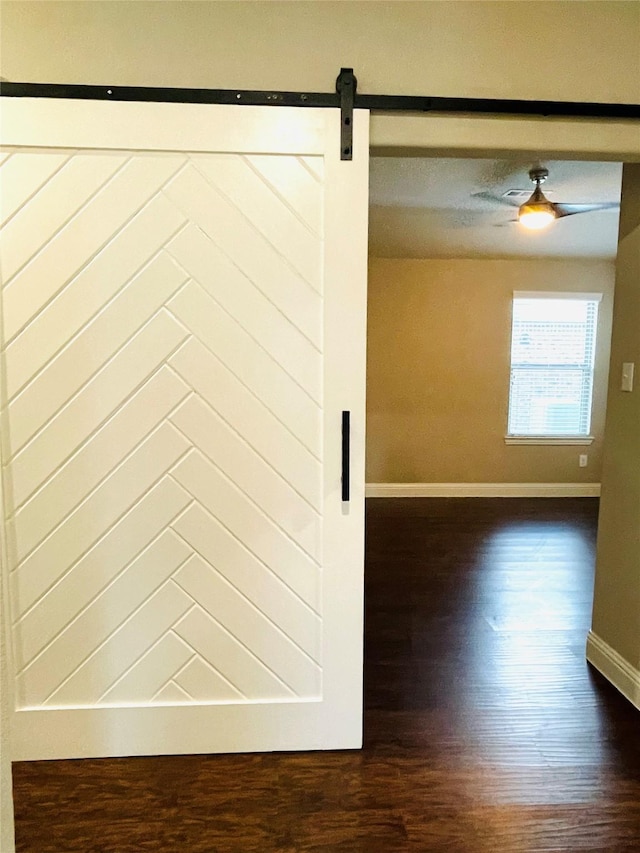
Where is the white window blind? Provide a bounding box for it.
[507,295,601,437]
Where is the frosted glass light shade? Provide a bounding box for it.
[518,183,556,230]
[518,207,556,229]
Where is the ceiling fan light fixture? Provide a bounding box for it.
[518,180,556,230]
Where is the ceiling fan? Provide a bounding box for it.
[474,166,619,230]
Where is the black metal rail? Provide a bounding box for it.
[2,79,638,120]
[358,94,640,121]
[0,81,338,108]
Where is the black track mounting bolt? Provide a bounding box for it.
[336,68,357,161]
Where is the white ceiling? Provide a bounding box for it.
[368,157,623,260]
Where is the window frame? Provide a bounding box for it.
[504,291,603,446]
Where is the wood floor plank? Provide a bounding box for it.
[12,497,640,851]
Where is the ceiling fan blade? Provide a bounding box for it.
[554,202,620,218]
[471,191,521,209]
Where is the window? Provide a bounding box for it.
[506,292,602,443]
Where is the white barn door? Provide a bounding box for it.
[0,99,369,760]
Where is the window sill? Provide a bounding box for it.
[504,436,595,446]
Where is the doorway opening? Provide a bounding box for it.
[362,151,630,772]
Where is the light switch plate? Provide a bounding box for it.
[622,362,634,392]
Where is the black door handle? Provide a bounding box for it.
[342,411,350,501]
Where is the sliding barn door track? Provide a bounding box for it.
[2,68,639,160]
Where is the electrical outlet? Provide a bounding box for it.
[579,454,588,468]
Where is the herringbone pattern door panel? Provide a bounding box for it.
[1,151,324,711]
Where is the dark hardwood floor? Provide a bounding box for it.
[12,498,640,852]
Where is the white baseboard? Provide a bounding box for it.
[586,631,640,710]
[365,482,601,498]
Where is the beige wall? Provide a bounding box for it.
[1,1,639,105]
[367,258,614,484]
[591,165,640,669]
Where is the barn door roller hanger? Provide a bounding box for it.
[2,67,639,161]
